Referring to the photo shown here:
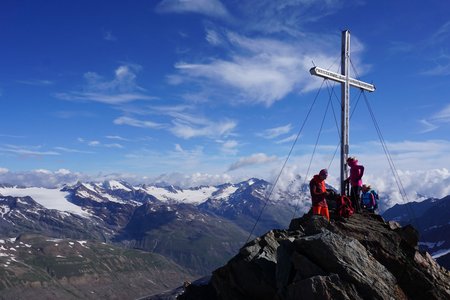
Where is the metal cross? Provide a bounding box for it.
[310,30,375,195]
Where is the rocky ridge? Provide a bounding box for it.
[176,212,450,300]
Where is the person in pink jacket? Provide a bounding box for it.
[345,157,364,212]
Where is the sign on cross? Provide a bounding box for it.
[309,30,375,195]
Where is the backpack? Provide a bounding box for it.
[372,190,379,210]
[361,190,379,210]
[337,195,354,218]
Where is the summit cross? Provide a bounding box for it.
[309,30,375,195]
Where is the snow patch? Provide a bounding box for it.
[46,238,63,242]
[104,180,132,192]
[142,185,217,204]
[76,185,125,204]
[0,205,10,217]
[0,187,89,217]
[77,241,89,248]
[212,186,238,200]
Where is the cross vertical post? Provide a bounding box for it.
[341,30,350,195]
[309,30,375,196]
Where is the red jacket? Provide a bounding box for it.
[310,175,327,207]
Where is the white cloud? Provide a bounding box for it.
[260,124,292,139]
[78,138,124,149]
[56,64,156,105]
[430,21,450,45]
[0,169,83,188]
[54,147,94,154]
[103,31,117,41]
[233,0,343,36]
[104,143,124,149]
[205,28,222,45]
[419,119,439,133]
[172,31,367,106]
[88,141,100,146]
[0,169,147,188]
[55,169,71,175]
[0,145,60,156]
[421,64,450,76]
[168,112,236,139]
[433,104,450,122]
[228,153,278,171]
[151,172,233,188]
[171,118,236,139]
[113,108,237,140]
[56,92,155,104]
[156,0,229,18]
[17,79,54,86]
[175,143,184,152]
[219,139,239,155]
[123,146,209,175]
[114,116,165,129]
[54,110,96,119]
[276,134,298,144]
[105,135,130,141]
[361,168,450,212]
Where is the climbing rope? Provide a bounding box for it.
[349,58,418,226]
[290,82,334,220]
[243,79,326,244]
[362,93,418,225]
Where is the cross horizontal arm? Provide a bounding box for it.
[310,67,375,92]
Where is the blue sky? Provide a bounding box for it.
[1,0,450,201]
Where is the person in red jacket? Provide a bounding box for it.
[345,157,364,212]
[309,169,330,221]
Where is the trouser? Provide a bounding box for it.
[350,186,362,212]
[312,205,330,221]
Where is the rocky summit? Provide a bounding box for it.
[176,212,450,300]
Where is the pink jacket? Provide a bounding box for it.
[348,159,364,187]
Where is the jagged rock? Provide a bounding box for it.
[291,230,403,299]
[388,220,402,230]
[210,230,288,300]
[285,274,361,300]
[178,212,450,300]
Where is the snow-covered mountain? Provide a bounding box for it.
[0,178,306,275]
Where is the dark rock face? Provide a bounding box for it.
[382,195,450,271]
[178,212,450,300]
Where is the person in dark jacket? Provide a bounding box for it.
[309,169,330,221]
[345,157,364,212]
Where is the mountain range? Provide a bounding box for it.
[0,178,301,298]
[1,178,449,298]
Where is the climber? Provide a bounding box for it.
[345,157,364,213]
[361,184,379,213]
[309,169,330,221]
